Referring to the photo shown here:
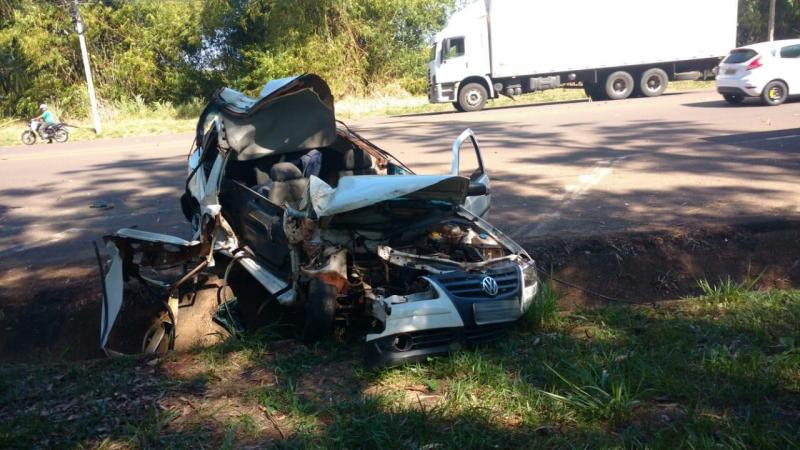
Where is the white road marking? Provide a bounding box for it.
[765,134,800,141]
[511,155,630,238]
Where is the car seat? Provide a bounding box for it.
[268,162,309,209]
[339,147,377,178]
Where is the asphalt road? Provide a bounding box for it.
[1,89,799,278]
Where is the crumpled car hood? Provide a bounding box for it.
[309,174,469,217]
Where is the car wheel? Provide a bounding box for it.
[723,94,745,105]
[21,130,36,145]
[302,278,338,343]
[638,68,669,97]
[604,71,635,100]
[761,80,788,106]
[452,101,465,112]
[457,82,488,112]
[54,128,69,143]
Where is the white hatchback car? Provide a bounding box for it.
[716,39,800,106]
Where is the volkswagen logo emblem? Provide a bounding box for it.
[481,276,499,296]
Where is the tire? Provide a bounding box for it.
[457,82,488,112]
[53,128,69,143]
[761,80,788,106]
[302,278,338,343]
[638,68,669,97]
[452,101,465,112]
[21,130,36,145]
[723,94,745,105]
[604,71,635,100]
[583,83,607,101]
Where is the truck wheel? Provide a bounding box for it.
[761,80,788,106]
[457,83,488,112]
[638,68,669,97]
[302,278,337,343]
[452,101,465,112]
[604,71,634,100]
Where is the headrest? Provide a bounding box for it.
[343,148,373,170]
[270,162,304,182]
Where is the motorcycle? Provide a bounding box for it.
[20,119,69,145]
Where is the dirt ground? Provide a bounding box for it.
[1,219,798,363]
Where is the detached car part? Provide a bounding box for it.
[99,74,538,366]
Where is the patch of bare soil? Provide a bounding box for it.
[522,219,800,308]
[0,264,104,362]
[1,219,799,361]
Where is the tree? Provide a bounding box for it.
[738,0,800,45]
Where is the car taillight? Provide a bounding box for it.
[747,57,762,70]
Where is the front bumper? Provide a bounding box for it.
[365,264,538,367]
[366,324,510,367]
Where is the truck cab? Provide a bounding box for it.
[428,1,494,112]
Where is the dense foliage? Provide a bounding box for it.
[0,0,453,117]
[738,0,800,46]
[0,0,797,117]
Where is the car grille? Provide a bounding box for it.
[397,325,509,351]
[435,266,520,299]
[408,328,454,350]
[465,324,507,344]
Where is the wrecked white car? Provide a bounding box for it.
[99,74,538,366]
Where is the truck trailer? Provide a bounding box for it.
[428,0,739,111]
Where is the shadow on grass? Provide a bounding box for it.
[1,288,798,449]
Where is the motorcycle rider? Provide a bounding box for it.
[32,103,58,138]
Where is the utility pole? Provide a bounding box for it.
[768,0,776,41]
[70,0,102,134]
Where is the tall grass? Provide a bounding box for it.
[523,278,561,331]
[540,362,644,424]
[697,267,765,303]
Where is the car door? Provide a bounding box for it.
[436,36,468,84]
[451,129,491,217]
[779,43,800,94]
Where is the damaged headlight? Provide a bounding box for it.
[520,260,538,312]
[522,261,537,287]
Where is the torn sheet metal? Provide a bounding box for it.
[309,174,469,217]
[100,228,213,354]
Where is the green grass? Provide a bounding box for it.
[0,81,715,147]
[4,279,796,448]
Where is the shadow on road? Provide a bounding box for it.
[2,106,800,362]
[394,91,693,118]
[683,97,800,108]
[703,128,800,151]
[393,98,590,118]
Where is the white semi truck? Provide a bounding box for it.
[428,0,739,111]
